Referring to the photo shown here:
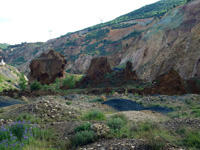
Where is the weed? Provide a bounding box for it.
[65,101,72,105]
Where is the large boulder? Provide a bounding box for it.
[29,50,67,85]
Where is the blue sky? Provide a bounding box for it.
[0,0,158,44]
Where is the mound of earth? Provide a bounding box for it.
[29,49,67,85]
[5,100,80,122]
[0,89,59,98]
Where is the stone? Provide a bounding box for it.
[101,95,107,101]
[21,96,28,102]
[90,123,110,138]
[29,49,67,85]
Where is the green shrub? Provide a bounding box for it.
[65,101,72,105]
[42,84,50,90]
[106,114,128,135]
[72,130,97,146]
[110,114,128,124]
[74,122,92,133]
[107,118,125,131]
[62,74,76,89]
[30,81,42,91]
[19,73,27,90]
[82,110,106,121]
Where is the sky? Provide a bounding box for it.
[0,0,158,45]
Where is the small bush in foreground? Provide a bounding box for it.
[82,110,106,121]
[72,130,97,146]
[106,114,128,137]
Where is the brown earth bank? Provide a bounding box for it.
[0,89,59,98]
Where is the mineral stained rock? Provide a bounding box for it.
[29,49,67,84]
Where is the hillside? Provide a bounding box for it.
[0,43,9,50]
[0,64,22,91]
[2,0,200,82]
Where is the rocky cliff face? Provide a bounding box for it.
[125,0,200,81]
[2,0,200,81]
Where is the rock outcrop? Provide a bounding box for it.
[86,57,112,78]
[80,57,112,87]
[29,50,67,85]
[144,69,187,95]
[119,61,138,82]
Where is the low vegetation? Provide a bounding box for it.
[82,110,106,121]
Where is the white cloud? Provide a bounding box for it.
[0,0,158,44]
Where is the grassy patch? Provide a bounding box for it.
[182,129,200,149]
[72,130,97,147]
[74,122,92,133]
[82,110,106,121]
